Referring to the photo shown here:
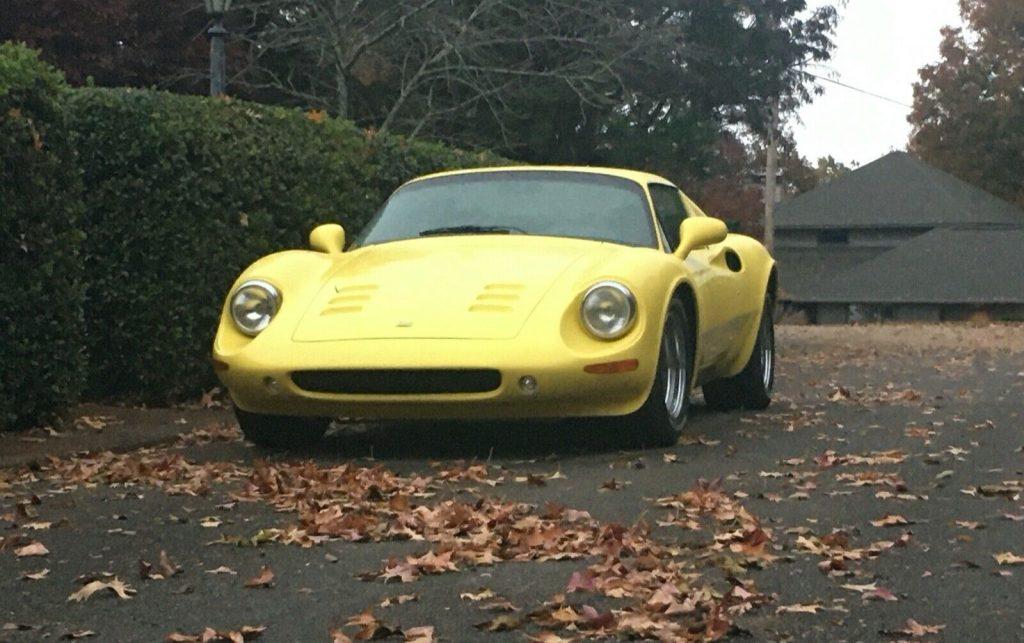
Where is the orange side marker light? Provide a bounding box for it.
[584,359,639,375]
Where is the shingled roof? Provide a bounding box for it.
[776,152,1024,230]
[798,227,1024,304]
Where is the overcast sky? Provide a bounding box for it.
[792,0,965,167]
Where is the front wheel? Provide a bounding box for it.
[629,299,693,447]
[235,409,329,449]
[702,297,775,411]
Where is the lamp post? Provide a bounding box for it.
[205,0,233,97]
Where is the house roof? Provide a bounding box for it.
[796,227,1024,304]
[776,152,1024,230]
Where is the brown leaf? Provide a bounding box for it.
[345,610,399,640]
[244,566,275,589]
[565,570,596,593]
[870,514,911,528]
[379,593,418,608]
[863,586,898,602]
[474,615,521,632]
[329,631,353,643]
[21,568,49,581]
[599,478,624,491]
[460,588,495,602]
[882,618,946,638]
[60,630,97,639]
[994,552,1024,565]
[402,626,434,643]
[777,603,823,614]
[68,578,136,602]
[14,542,49,557]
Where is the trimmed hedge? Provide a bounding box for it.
[68,89,507,403]
[0,44,85,429]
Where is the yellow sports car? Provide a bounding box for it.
[213,167,777,447]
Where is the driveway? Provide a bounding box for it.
[1,325,1022,641]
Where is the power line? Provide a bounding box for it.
[803,71,914,109]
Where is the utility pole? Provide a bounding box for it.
[763,98,779,255]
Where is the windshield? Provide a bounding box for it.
[356,171,658,249]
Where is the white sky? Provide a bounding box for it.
[792,0,965,166]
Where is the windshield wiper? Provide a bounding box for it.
[419,225,526,237]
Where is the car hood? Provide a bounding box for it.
[291,236,615,341]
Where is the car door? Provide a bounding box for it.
[648,183,744,369]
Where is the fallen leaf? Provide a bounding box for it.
[402,625,434,643]
[379,593,418,608]
[776,603,822,614]
[14,542,49,557]
[994,552,1024,565]
[205,566,237,575]
[599,478,624,491]
[863,587,898,602]
[870,514,911,528]
[68,578,136,602]
[460,588,496,602]
[244,565,275,589]
[21,568,49,581]
[474,615,520,632]
[881,618,946,638]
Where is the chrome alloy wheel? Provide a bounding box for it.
[760,310,775,392]
[661,308,689,422]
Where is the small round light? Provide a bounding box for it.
[580,281,636,340]
[518,375,538,395]
[230,280,280,336]
[263,376,280,394]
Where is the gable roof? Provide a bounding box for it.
[797,227,1024,304]
[776,152,1024,230]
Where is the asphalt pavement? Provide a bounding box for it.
[1,325,1022,642]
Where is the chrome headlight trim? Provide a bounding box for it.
[230,279,281,336]
[580,280,637,340]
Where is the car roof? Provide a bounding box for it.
[405,165,676,189]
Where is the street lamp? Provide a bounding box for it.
[204,0,233,96]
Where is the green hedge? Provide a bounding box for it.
[0,44,85,429]
[68,89,507,403]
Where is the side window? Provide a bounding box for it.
[648,184,688,251]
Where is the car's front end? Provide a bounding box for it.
[213,233,675,421]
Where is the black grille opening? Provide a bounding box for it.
[291,369,502,395]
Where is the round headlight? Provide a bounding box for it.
[581,281,636,340]
[230,280,280,336]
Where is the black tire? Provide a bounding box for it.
[235,409,329,449]
[629,299,693,447]
[702,297,775,411]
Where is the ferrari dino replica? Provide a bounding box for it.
[213,167,777,447]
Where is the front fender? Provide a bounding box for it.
[721,235,776,377]
[214,250,339,355]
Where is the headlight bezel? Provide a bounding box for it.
[230,279,281,336]
[580,280,637,340]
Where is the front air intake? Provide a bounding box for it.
[290,369,502,395]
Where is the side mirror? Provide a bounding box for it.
[674,217,728,260]
[309,223,345,254]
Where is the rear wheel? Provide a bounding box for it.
[630,299,692,447]
[234,409,329,449]
[702,297,775,411]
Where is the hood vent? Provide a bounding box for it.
[469,283,524,313]
[321,284,378,316]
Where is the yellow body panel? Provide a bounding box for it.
[213,166,775,420]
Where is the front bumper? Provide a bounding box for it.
[214,336,657,420]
